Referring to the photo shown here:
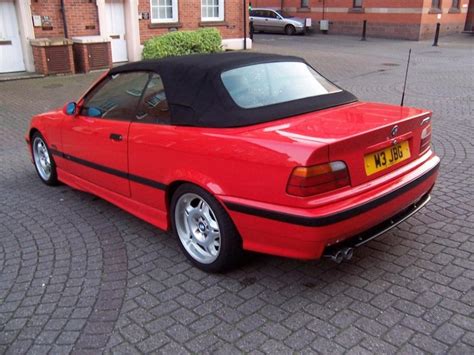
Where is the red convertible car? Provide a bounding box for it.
[26,52,439,272]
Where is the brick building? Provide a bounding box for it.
[0,0,250,74]
[252,0,472,40]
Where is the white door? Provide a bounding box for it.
[105,0,128,63]
[0,0,25,73]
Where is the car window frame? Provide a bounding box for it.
[78,71,153,122]
[220,61,344,110]
[133,72,172,125]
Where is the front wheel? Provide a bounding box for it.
[285,25,296,36]
[31,132,59,186]
[171,184,242,272]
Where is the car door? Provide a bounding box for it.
[266,10,284,33]
[257,10,277,33]
[251,10,265,32]
[249,10,261,31]
[61,71,150,196]
[128,73,171,215]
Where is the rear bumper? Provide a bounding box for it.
[221,154,440,259]
[323,191,431,256]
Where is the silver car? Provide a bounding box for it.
[250,8,307,35]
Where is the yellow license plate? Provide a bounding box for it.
[365,140,411,176]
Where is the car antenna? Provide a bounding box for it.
[400,48,412,107]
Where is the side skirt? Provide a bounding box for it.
[57,168,170,232]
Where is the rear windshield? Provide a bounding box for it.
[221,62,341,109]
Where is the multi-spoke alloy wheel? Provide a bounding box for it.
[171,184,242,272]
[33,137,52,180]
[175,193,221,264]
[31,133,58,186]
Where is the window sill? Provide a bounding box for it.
[199,21,228,27]
[428,8,442,14]
[348,8,365,14]
[448,8,461,14]
[148,22,182,29]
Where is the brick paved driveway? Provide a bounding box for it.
[1,34,473,354]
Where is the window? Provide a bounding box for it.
[150,0,178,23]
[221,62,342,109]
[201,0,224,22]
[81,72,149,121]
[301,0,309,8]
[353,0,363,8]
[431,0,441,8]
[263,10,278,19]
[452,0,459,8]
[136,74,171,124]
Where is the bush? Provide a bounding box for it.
[142,28,223,59]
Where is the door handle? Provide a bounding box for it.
[109,133,123,141]
[110,35,120,39]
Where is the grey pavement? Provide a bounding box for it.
[0,33,473,354]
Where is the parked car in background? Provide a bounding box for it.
[250,8,307,35]
[26,52,439,272]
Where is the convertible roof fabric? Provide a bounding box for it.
[109,52,358,128]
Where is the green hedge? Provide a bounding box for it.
[142,28,223,59]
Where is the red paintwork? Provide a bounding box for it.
[27,86,439,260]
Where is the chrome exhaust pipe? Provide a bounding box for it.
[325,247,354,263]
[331,250,344,264]
[342,247,353,261]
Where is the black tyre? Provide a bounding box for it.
[31,132,59,186]
[285,25,296,36]
[171,184,242,272]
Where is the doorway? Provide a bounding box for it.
[0,0,26,73]
[105,0,128,63]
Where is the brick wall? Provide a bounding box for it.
[419,0,470,39]
[65,0,100,37]
[31,1,65,38]
[251,0,469,40]
[31,0,99,38]
[138,0,248,43]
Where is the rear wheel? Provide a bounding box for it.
[285,25,296,36]
[171,184,242,272]
[31,132,59,186]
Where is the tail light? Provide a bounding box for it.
[287,161,350,197]
[420,124,432,154]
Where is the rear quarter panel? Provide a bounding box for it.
[127,123,327,211]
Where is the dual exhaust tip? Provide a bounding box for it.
[326,247,354,264]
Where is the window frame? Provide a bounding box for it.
[220,61,343,110]
[431,0,441,9]
[201,0,225,22]
[134,73,171,125]
[80,71,151,122]
[150,0,179,24]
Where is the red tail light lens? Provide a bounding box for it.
[420,124,432,154]
[287,161,350,197]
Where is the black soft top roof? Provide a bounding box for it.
[109,52,357,128]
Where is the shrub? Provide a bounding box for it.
[142,28,223,59]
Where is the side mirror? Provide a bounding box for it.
[64,102,77,115]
